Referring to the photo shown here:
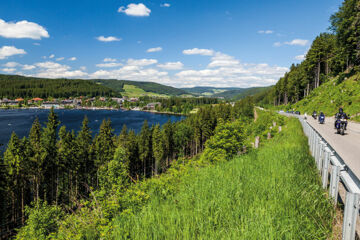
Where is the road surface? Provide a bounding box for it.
[305,115,360,178]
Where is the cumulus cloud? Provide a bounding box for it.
[49,54,55,59]
[258,30,273,34]
[157,61,183,70]
[295,54,305,61]
[56,57,64,61]
[127,58,157,66]
[183,48,214,56]
[208,52,240,68]
[33,61,87,78]
[103,58,117,62]
[96,36,121,42]
[22,64,36,70]
[96,62,123,68]
[160,3,171,7]
[0,19,49,39]
[175,51,288,88]
[3,62,19,68]
[285,39,309,46]
[1,68,16,73]
[274,39,309,47]
[0,46,26,59]
[146,47,162,53]
[118,3,151,17]
[68,57,77,61]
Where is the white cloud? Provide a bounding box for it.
[1,68,16,73]
[174,51,288,88]
[33,43,40,46]
[0,19,49,39]
[118,3,151,17]
[208,52,240,68]
[96,62,123,68]
[33,61,87,78]
[157,61,183,70]
[3,62,19,68]
[49,54,55,59]
[258,30,273,34]
[274,39,309,47]
[0,46,26,59]
[295,54,305,61]
[183,48,214,56]
[68,57,77,61]
[285,39,309,46]
[96,36,121,42]
[103,58,117,62]
[160,3,171,7]
[22,64,36,70]
[146,47,162,53]
[127,58,157,66]
[80,66,87,71]
[56,57,64,61]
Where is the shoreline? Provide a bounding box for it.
[0,106,186,116]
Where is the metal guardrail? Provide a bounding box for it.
[288,114,360,240]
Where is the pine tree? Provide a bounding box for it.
[138,120,152,177]
[76,116,93,193]
[41,108,60,203]
[29,117,43,202]
[152,124,164,175]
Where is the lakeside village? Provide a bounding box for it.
[0,96,163,111]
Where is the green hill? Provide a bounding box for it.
[182,86,271,99]
[93,79,188,96]
[213,87,271,100]
[0,74,119,98]
[290,73,360,121]
[181,87,242,96]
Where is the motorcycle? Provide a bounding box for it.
[318,114,325,124]
[335,116,347,135]
[312,112,317,120]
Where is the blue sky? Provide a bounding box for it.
[0,0,343,88]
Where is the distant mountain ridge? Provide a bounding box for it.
[182,86,271,99]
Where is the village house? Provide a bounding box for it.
[41,101,60,109]
[145,102,161,110]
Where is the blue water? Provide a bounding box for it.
[0,109,185,152]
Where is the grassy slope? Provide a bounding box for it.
[113,118,334,239]
[121,84,169,98]
[291,73,360,121]
[93,79,188,96]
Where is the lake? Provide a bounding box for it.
[0,109,185,152]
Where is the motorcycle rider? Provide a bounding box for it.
[334,108,349,130]
[319,112,325,123]
[312,111,317,119]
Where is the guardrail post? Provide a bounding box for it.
[342,192,360,240]
[317,142,325,173]
[329,165,340,204]
[322,148,331,189]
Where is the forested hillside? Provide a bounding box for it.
[213,87,270,100]
[93,79,188,96]
[257,0,360,106]
[0,75,119,98]
[0,97,254,239]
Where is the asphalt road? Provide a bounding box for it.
[305,115,360,178]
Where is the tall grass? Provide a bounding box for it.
[112,118,334,239]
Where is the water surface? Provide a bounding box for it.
[0,109,185,152]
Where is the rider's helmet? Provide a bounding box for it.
[339,108,343,113]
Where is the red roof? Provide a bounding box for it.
[32,98,43,101]
[15,98,24,101]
